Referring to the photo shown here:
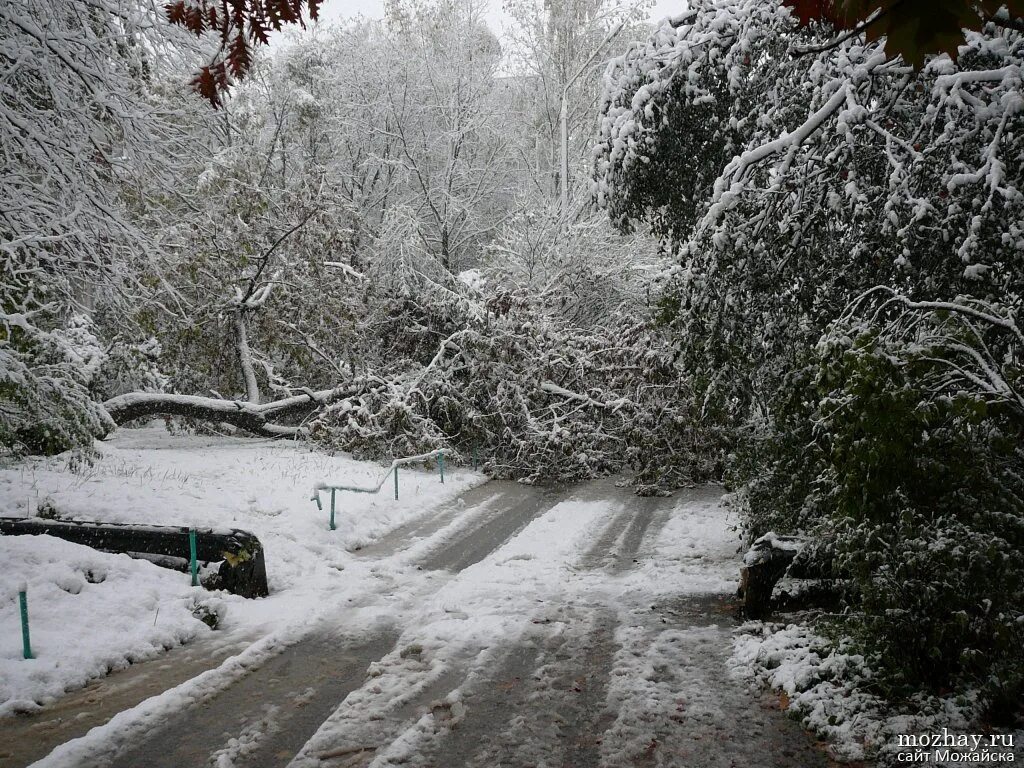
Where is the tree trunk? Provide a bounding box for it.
[102,387,357,437]
[236,310,261,404]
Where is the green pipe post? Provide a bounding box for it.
[473,446,479,471]
[438,451,445,484]
[313,493,322,512]
[18,584,32,660]
[394,466,399,500]
[329,488,337,531]
[189,528,198,587]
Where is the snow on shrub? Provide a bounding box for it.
[731,622,995,765]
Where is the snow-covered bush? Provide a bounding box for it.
[593,0,1024,713]
[810,302,1024,711]
[0,335,113,456]
[731,621,1003,764]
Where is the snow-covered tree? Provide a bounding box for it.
[595,0,1023,436]
[482,205,663,327]
[0,0,209,453]
[504,0,645,201]
[373,0,519,272]
[593,0,1024,705]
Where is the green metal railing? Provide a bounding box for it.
[311,449,447,531]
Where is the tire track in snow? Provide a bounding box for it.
[47,482,573,768]
[339,486,826,768]
[106,629,400,768]
[579,505,635,570]
[370,606,618,768]
[416,484,567,572]
[352,482,515,559]
[294,638,545,768]
[579,483,676,573]
[32,482,770,768]
[346,485,665,768]
[286,490,622,768]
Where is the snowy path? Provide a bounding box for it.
[9,477,830,768]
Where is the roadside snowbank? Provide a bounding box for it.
[731,622,1024,765]
[0,535,217,717]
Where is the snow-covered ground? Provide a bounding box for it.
[4,426,770,768]
[286,487,746,768]
[0,425,483,716]
[0,536,219,716]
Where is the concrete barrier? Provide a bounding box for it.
[0,517,269,598]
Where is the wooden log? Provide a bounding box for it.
[101,386,358,437]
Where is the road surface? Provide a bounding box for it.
[5,478,829,768]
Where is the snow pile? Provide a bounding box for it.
[0,535,217,716]
[730,622,1024,764]
[731,622,879,760]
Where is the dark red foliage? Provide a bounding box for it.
[785,0,1024,69]
[164,0,321,107]
[784,0,850,26]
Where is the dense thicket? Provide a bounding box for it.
[595,0,1023,711]
[299,269,718,489]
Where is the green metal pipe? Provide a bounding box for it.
[19,586,32,660]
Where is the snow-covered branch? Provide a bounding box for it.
[102,386,358,437]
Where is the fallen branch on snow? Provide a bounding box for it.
[102,387,357,437]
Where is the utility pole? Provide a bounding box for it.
[559,18,627,219]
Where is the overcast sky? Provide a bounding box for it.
[277,0,685,50]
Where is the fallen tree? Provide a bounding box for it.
[102,386,359,438]
[97,314,719,491]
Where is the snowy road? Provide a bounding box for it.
[8,478,829,768]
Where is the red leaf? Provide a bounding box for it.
[192,64,228,108]
[165,1,187,25]
[185,6,205,33]
[250,18,270,44]
[227,33,251,78]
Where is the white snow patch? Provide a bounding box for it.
[730,622,1024,764]
[0,535,214,717]
[0,424,485,713]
